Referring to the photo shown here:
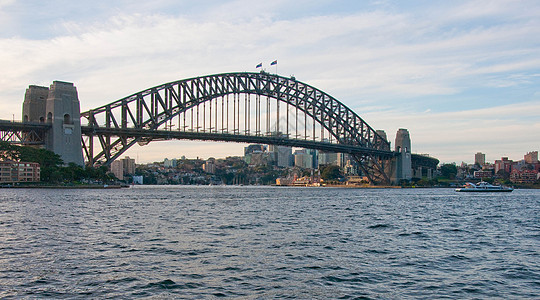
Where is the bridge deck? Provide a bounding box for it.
[81,126,395,157]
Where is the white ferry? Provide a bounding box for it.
[455,181,513,192]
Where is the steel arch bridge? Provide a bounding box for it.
[81,72,394,184]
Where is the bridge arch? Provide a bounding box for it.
[81,72,393,183]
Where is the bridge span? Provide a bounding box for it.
[1,72,439,184]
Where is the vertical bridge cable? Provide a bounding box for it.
[245,93,249,135]
[266,96,270,136]
[276,98,280,134]
[221,96,224,133]
[233,93,236,134]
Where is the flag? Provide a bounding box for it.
[270,60,277,65]
[256,63,262,68]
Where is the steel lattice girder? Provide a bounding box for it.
[81,72,393,183]
[0,121,49,145]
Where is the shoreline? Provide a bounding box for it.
[0,184,129,189]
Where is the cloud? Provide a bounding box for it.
[0,1,539,163]
[364,101,540,163]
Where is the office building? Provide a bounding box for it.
[122,156,136,174]
[110,160,123,180]
[475,152,485,166]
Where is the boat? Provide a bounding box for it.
[455,181,513,192]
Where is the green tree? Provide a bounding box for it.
[0,142,64,181]
[440,163,458,179]
[321,165,342,181]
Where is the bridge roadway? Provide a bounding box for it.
[0,120,51,131]
[0,120,438,169]
[0,120,50,145]
[80,126,396,158]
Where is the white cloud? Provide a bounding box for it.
[365,101,540,163]
[1,1,539,163]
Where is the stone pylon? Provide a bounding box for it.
[392,128,412,183]
[22,81,84,165]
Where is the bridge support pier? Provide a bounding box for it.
[23,81,84,165]
[391,128,412,184]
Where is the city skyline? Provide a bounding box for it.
[1,1,539,163]
[131,145,537,167]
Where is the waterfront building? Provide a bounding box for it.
[110,160,123,180]
[0,161,40,183]
[346,176,370,185]
[510,169,539,184]
[132,175,144,185]
[275,177,293,186]
[474,170,493,179]
[475,152,486,166]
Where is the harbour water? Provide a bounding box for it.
[1,186,539,299]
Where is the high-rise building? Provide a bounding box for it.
[307,149,318,168]
[122,156,136,174]
[275,146,293,167]
[318,151,339,166]
[524,151,538,164]
[337,153,351,168]
[475,152,486,166]
[494,157,513,174]
[244,144,267,165]
[244,144,266,155]
[110,160,123,180]
[265,132,294,168]
[294,149,313,169]
[203,158,216,174]
[163,158,177,168]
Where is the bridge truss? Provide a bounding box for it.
[0,121,49,145]
[81,72,394,184]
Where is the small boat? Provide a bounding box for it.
[455,181,513,192]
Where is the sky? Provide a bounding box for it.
[0,0,539,164]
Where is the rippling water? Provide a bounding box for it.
[0,186,539,299]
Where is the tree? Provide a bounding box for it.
[440,163,458,179]
[0,142,118,184]
[0,142,64,181]
[321,165,342,181]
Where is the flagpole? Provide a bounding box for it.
[270,60,278,74]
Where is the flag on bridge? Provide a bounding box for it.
[256,63,262,68]
[270,60,277,65]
